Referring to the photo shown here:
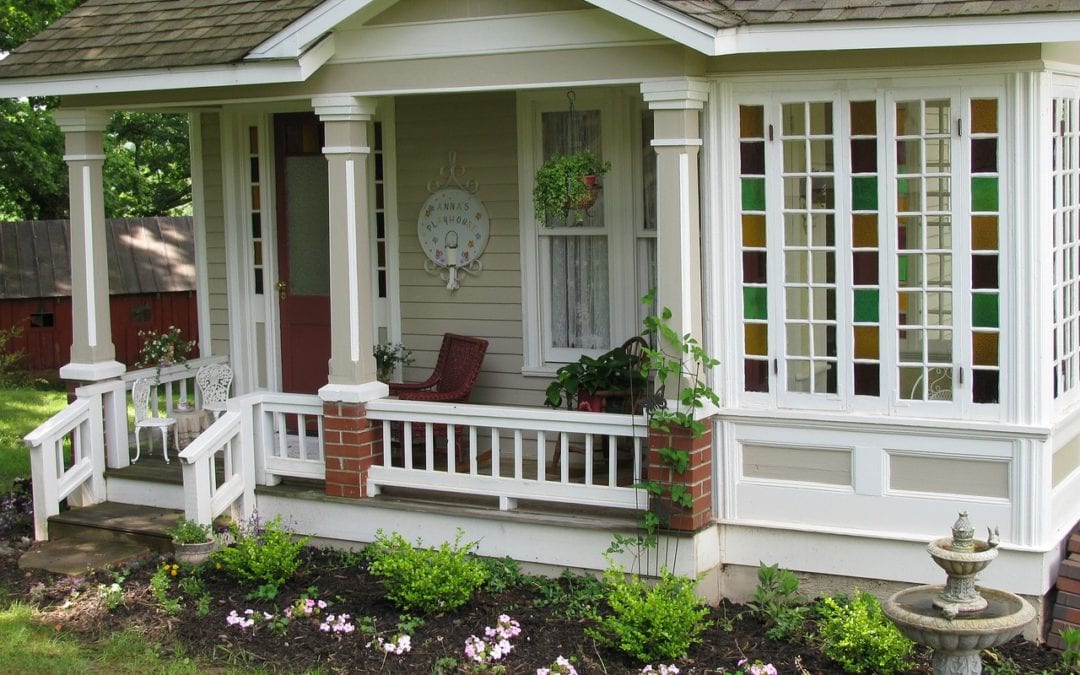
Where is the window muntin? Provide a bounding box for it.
[736,88,1001,413]
[1053,95,1080,401]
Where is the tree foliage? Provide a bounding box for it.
[0,0,191,221]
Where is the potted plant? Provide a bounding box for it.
[136,326,195,383]
[373,342,414,383]
[169,517,216,565]
[532,149,611,224]
[544,345,647,412]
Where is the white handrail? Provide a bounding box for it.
[365,399,648,511]
[177,406,253,526]
[24,393,106,540]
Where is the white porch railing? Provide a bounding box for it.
[365,399,649,511]
[177,391,325,525]
[23,355,229,538]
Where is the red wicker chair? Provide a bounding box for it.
[388,334,488,469]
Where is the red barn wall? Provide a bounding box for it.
[0,291,199,374]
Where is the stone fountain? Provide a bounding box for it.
[883,512,1035,675]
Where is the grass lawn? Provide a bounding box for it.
[0,386,68,490]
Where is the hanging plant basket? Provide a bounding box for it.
[532,150,611,224]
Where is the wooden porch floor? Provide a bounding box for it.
[105,452,641,531]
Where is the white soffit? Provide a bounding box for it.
[587,0,1080,55]
[329,9,665,64]
[0,36,335,99]
[247,0,399,60]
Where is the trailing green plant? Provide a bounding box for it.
[528,568,607,620]
[212,513,309,596]
[586,563,711,662]
[747,561,810,641]
[625,293,719,571]
[479,555,525,593]
[815,589,915,674]
[365,529,487,614]
[168,517,213,544]
[532,149,610,224]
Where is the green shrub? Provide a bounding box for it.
[816,589,915,674]
[530,569,607,620]
[366,529,487,614]
[747,561,810,641]
[0,325,28,388]
[587,565,711,662]
[213,513,309,594]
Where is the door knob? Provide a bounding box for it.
[276,280,287,299]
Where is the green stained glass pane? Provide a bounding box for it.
[972,293,999,328]
[742,178,766,211]
[971,177,998,212]
[898,255,908,282]
[852,176,878,211]
[854,289,880,323]
[744,287,768,320]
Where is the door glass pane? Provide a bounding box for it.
[285,155,330,296]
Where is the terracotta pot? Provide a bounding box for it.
[576,393,604,412]
[173,538,216,565]
[574,174,599,210]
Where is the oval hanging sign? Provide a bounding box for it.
[417,188,490,267]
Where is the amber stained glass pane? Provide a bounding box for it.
[740,105,765,138]
[852,214,877,248]
[743,214,767,247]
[972,332,999,366]
[854,326,880,360]
[850,101,876,135]
[971,99,998,134]
[744,323,768,356]
[249,126,258,154]
[971,216,998,250]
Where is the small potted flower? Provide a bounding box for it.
[373,342,414,383]
[168,517,216,565]
[136,326,196,383]
[533,149,611,224]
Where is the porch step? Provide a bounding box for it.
[19,502,184,575]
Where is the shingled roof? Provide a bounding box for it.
[655,0,1080,28]
[0,217,196,299]
[0,0,326,79]
[3,0,1080,81]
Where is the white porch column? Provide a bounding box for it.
[54,109,125,382]
[312,96,387,403]
[641,78,709,365]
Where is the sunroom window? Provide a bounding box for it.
[1054,93,1080,403]
[737,88,1002,414]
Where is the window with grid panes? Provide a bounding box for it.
[736,88,1001,411]
[1054,94,1080,402]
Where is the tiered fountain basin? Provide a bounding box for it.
[883,585,1035,653]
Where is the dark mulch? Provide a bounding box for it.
[0,541,1068,674]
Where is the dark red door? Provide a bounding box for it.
[275,114,331,394]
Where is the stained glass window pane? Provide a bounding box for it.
[742,178,766,211]
[742,214,767,247]
[971,99,998,134]
[743,251,767,283]
[745,360,770,392]
[852,177,878,210]
[971,255,998,290]
[973,332,999,366]
[851,139,876,173]
[740,105,764,138]
[854,326,880,359]
[854,289,879,322]
[744,287,768,320]
[851,101,876,135]
[971,215,998,250]
[971,177,999,211]
[741,142,765,174]
[971,138,997,173]
[972,293,999,328]
[972,370,999,404]
[745,324,768,356]
[852,214,877,247]
[854,363,880,396]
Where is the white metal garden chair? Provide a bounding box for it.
[132,378,178,464]
[196,363,233,419]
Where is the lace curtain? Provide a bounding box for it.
[541,109,610,349]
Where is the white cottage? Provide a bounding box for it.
[6,0,1080,636]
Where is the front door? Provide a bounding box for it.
[275,113,331,394]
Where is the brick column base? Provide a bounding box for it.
[323,402,382,499]
[1048,529,1080,649]
[646,420,713,532]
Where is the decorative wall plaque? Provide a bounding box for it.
[419,153,489,290]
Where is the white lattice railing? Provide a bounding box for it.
[365,399,649,511]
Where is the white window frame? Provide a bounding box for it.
[727,78,1006,421]
[517,88,641,372]
[1052,76,1080,416]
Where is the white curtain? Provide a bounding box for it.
[550,236,609,349]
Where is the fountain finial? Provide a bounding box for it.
[951,511,974,552]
